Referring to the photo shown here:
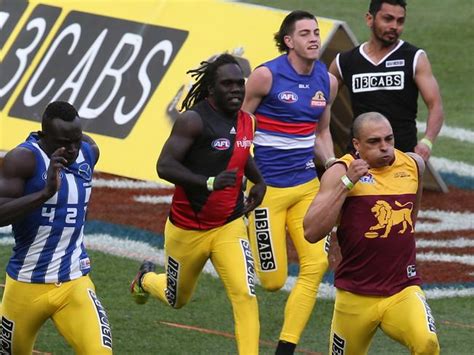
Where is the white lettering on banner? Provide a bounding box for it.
[52,29,108,103]
[0,18,46,97]
[114,39,173,125]
[23,23,81,107]
[80,33,143,119]
[4,6,188,139]
[0,12,10,30]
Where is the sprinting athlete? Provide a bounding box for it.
[130,54,266,355]
[304,112,440,355]
[242,10,338,354]
[0,101,112,354]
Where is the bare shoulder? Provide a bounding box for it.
[172,110,203,137]
[1,147,36,179]
[406,152,426,175]
[247,66,272,92]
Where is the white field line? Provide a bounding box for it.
[92,178,173,189]
[133,195,173,204]
[430,157,474,178]
[417,238,474,248]
[0,233,472,299]
[417,122,474,143]
[417,251,474,266]
[417,210,474,232]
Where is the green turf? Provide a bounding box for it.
[242,0,474,165]
[1,249,470,354]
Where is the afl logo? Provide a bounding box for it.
[212,138,231,150]
[278,91,298,103]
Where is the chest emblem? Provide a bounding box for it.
[359,173,375,184]
[78,163,92,181]
[278,91,298,103]
[310,90,326,107]
[212,138,231,150]
[365,200,414,239]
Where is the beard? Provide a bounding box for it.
[372,26,400,46]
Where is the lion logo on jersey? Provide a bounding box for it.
[365,200,414,239]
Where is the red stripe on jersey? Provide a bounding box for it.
[256,114,317,136]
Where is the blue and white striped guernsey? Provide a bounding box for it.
[7,133,96,283]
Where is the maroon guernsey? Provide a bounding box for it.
[335,150,422,296]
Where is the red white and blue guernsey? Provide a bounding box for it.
[253,55,330,187]
[8,133,96,284]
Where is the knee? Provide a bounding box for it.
[166,293,190,309]
[260,276,285,292]
[412,336,440,355]
[299,259,329,280]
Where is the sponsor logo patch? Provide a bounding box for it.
[278,91,298,103]
[211,138,231,150]
[386,59,405,67]
[310,90,326,107]
[305,159,315,169]
[254,208,276,271]
[166,256,179,307]
[236,136,252,149]
[351,71,404,93]
[331,332,346,354]
[88,289,113,349]
[240,239,256,296]
[80,257,91,271]
[1,316,14,354]
[359,173,374,184]
[407,264,417,278]
[298,83,309,89]
[394,171,411,178]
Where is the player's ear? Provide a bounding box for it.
[283,35,293,49]
[353,138,360,152]
[366,12,374,28]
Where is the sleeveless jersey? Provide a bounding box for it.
[336,41,424,151]
[170,100,254,230]
[8,133,96,283]
[253,55,330,187]
[335,150,422,296]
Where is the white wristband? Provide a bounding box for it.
[341,175,354,190]
[420,137,433,150]
[206,177,215,191]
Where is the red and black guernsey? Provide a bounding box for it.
[170,100,254,230]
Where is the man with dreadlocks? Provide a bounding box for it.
[130,54,266,354]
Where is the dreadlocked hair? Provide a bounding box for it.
[180,53,240,111]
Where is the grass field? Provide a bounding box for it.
[2,249,470,354]
[243,0,474,165]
